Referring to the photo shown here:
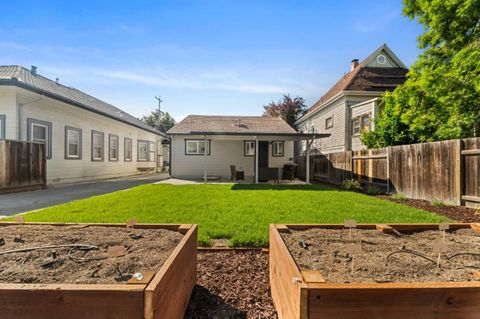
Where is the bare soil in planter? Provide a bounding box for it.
[0,225,183,284]
[185,250,278,319]
[377,195,480,223]
[282,228,480,283]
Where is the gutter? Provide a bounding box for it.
[0,79,165,137]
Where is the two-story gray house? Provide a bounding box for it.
[295,44,408,154]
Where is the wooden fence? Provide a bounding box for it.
[297,137,480,207]
[0,140,46,194]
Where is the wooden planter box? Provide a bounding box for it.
[0,222,197,319]
[270,223,480,319]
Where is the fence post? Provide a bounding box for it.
[386,146,390,194]
[456,139,464,206]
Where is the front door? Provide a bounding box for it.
[258,141,269,168]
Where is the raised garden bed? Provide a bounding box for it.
[270,223,480,319]
[0,222,197,319]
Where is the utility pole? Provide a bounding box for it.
[154,96,163,131]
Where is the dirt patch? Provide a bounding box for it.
[378,195,480,222]
[0,225,183,284]
[282,228,480,283]
[185,250,278,319]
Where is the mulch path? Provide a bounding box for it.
[378,195,480,223]
[184,250,278,319]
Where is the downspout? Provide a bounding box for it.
[18,94,44,141]
[203,135,208,183]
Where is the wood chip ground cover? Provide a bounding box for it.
[0,225,183,284]
[185,250,278,319]
[282,228,480,283]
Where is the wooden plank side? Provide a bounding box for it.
[0,286,145,319]
[308,286,480,319]
[270,224,305,319]
[144,225,197,319]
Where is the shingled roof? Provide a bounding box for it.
[306,44,408,115]
[168,115,297,135]
[0,65,164,136]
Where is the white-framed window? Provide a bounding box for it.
[244,141,255,156]
[325,116,334,129]
[109,134,119,161]
[124,138,132,161]
[28,118,52,159]
[185,139,210,155]
[272,141,284,157]
[91,130,104,161]
[0,115,5,139]
[138,140,149,161]
[65,126,82,159]
[352,117,361,136]
[149,141,155,162]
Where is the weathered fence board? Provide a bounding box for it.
[297,138,480,207]
[0,140,46,193]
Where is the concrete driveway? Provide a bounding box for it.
[0,174,169,217]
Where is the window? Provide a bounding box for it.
[352,117,361,136]
[185,139,210,155]
[149,141,155,162]
[361,114,371,132]
[91,130,104,161]
[272,141,284,157]
[65,126,82,159]
[325,116,334,129]
[109,134,119,161]
[138,140,149,161]
[310,125,315,133]
[0,115,5,139]
[244,141,255,156]
[124,138,132,161]
[27,118,52,159]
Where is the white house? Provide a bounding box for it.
[168,115,328,183]
[295,44,408,154]
[0,65,165,184]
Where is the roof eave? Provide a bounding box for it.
[0,79,165,137]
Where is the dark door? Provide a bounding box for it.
[258,141,269,168]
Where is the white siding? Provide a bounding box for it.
[171,135,294,180]
[0,88,18,139]
[1,86,162,184]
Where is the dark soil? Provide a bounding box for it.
[378,195,480,222]
[184,250,278,319]
[0,225,183,284]
[282,228,480,283]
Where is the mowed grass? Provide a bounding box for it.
[13,184,448,246]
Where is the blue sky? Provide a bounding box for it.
[0,0,423,121]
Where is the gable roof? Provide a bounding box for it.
[0,65,164,136]
[304,44,408,116]
[168,115,297,135]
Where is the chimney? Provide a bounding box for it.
[56,77,60,84]
[30,65,37,75]
[350,59,359,71]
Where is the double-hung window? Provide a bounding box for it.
[124,138,132,161]
[244,141,255,156]
[0,115,5,139]
[65,126,82,159]
[185,140,210,155]
[91,130,104,161]
[138,140,149,161]
[109,134,119,161]
[28,118,52,159]
[352,117,361,136]
[149,142,155,162]
[272,141,284,157]
[361,114,371,132]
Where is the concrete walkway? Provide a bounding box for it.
[0,174,169,217]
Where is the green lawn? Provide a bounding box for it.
[11,184,449,246]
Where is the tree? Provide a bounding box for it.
[263,94,307,129]
[362,0,480,148]
[141,110,176,132]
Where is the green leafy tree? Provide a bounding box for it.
[362,0,480,148]
[141,110,176,132]
[263,94,307,129]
